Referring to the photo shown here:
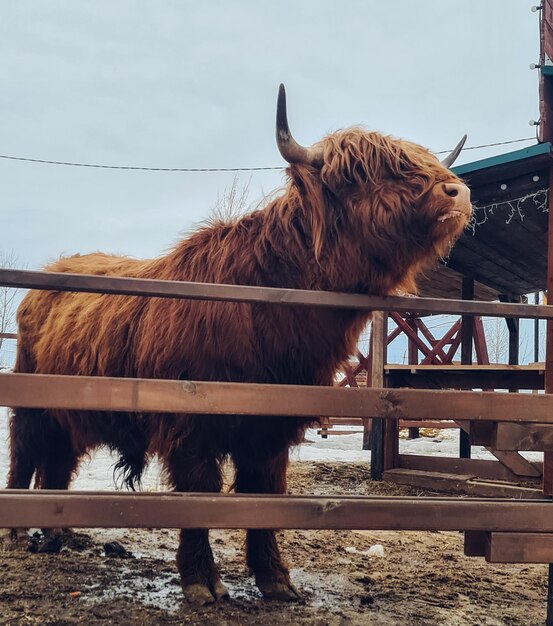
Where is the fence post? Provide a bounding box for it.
[370,312,388,480]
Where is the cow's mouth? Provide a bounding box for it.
[437,208,471,223]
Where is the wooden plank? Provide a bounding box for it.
[495,423,553,451]
[386,370,544,392]
[486,533,553,563]
[466,421,496,446]
[398,454,543,484]
[486,450,542,478]
[383,468,544,499]
[1,267,552,319]
[6,373,553,423]
[384,364,545,371]
[0,491,552,531]
[464,531,487,557]
[328,418,458,429]
[316,429,363,436]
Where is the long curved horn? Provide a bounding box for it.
[441,134,467,168]
[276,84,323,167]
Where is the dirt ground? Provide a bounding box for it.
[0,462,548,626]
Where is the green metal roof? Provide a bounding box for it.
[452,141,551,176]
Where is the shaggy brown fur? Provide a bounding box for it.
[8,128,471,603]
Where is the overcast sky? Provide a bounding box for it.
[0,1,540,270]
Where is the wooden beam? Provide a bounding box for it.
[0,491,552,531]
[383,468,544,499]
[369,312,387,467]
[420,319,462,365]
[0,332,17,340]
[460,277,474,459]
[464,421,496,446]
[398,454,542,484]
[486,533,553,563]
[485,450,542,478]
[7,373,553,423]
[407,316,421,439]
[473,317,490,365]
[494,423,553,451]
[1,267,552,319]
[464,531,487,557]
[386,370,544,391]
[390,312,440,364]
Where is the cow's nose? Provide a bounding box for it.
[443,183,460,197]
[442,182,470,203]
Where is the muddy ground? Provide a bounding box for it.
[0,462,548,625]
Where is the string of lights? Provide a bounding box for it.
[468,188,548,234]
[0,136,536,173]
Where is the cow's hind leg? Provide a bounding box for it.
[6,407,44,490]
[165,449,228,605]
[233,448,302,601]
[4,407,47,546]
[32,418,81,551]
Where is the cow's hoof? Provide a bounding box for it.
[0,528,28,550]
[37,529,65,553]
[213,578,230,600]
[182,583,217,605]
[257,579,303,601]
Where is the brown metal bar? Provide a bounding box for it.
[0,491,552,531]
[1,268,552,319]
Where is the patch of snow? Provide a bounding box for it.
[345,544,385,557]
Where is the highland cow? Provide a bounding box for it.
[8,85,471,604]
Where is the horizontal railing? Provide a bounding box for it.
[0,268,550,319]
[2,373,553,423]
[0,491,551,530]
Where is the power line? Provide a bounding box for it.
[0,136,536,173]
[433,136,535,155]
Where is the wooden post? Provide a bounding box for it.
[460,277,474,459]
[536,7,553,622]
[370,312,388,480]
[407,316,420,439]
[534,291,540,363]
[362,328,373,450]
[544,166,553,497]
[499,294,520,394]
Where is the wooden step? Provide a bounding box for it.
[383,468,544,499]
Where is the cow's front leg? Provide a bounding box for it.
[233,448,302,601]
[166,451,228,605]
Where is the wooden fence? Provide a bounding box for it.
[1,267,553,565]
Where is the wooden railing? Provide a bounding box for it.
[1,267,553,561]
